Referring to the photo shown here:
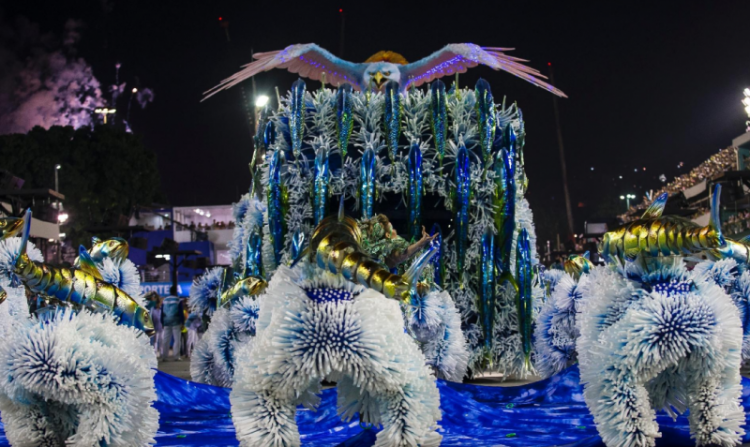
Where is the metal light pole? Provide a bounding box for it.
[620,194,636,211]
[55,164,62,264]
[548,63,575,238]
[94,108,117,124]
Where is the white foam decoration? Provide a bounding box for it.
[191,291,263,387]
[229,295,260,335]
[576,261,745,447]
[410,289,469,382]
[543,268,566,293]
[693,258,739,292]
[189,266,225,315]
[534,273,583,378]
[733,270,750,361]
[228,194,253,263]
[98,257,144,306]
[0,308,158,446]
[694,258,750,363]
[0,237,43,283]
[189,306,247,388]
[230,263,441,447]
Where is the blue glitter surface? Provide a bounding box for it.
[1,365,749,446]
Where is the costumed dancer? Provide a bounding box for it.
[161,285,185,360]
[576,187,745,447]
[185,309,202,358]
[0,212,159,447]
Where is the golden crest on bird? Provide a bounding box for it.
[364,51,409,65]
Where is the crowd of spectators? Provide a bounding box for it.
[144,288,205,361]
[173,220,235,232]
[724,211,750,237]
[620,146,738,222]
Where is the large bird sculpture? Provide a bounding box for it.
[203,43,566,99]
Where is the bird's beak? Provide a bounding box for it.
[372,72,385,89]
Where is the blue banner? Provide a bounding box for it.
[141,282,193,297]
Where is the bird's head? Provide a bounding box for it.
[364,62,401,91]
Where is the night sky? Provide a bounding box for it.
[3,1,750,240]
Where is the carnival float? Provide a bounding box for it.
[0,42,748,447]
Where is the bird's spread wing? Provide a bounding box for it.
[203,44,363,100]
[401,44,566,98]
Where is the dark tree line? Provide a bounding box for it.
[0,125,164,246]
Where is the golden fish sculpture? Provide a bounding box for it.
[599,185,726,262]
[564,251,593,280]
[0,217,23,240]
[308,209,436,302]
[0,210,154,336]
[708,235,750,266]
[219,275,268,308]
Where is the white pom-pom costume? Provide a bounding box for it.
[693,258,750,362]
[534,272,583,378]
[0,237,42,334]
[189,267,262,387]
[0,236,159,447]
[408,289,469,382]
[576,259,745,447]
[230,264,442,447]
[0,309,158,447]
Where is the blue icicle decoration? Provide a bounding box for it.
[384,81,401,161]
[336,83,354,158]
[430,223,444,287]
[475,78,496,165]
[479,227,495,352]
[290,79,306,159]
[407,143,423,241]
[455,142,470,271]
[504,122,517,171]
[494,146,516,277]
[516,228,533,371]
[263,121,276,148]
[313,146,330,225]
[267,150,287,265]
[291,229,305,262]
[360,147,376,219]
[245,232,263,278]
[430,80,447,167]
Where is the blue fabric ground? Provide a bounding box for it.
[1,366,749,446]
